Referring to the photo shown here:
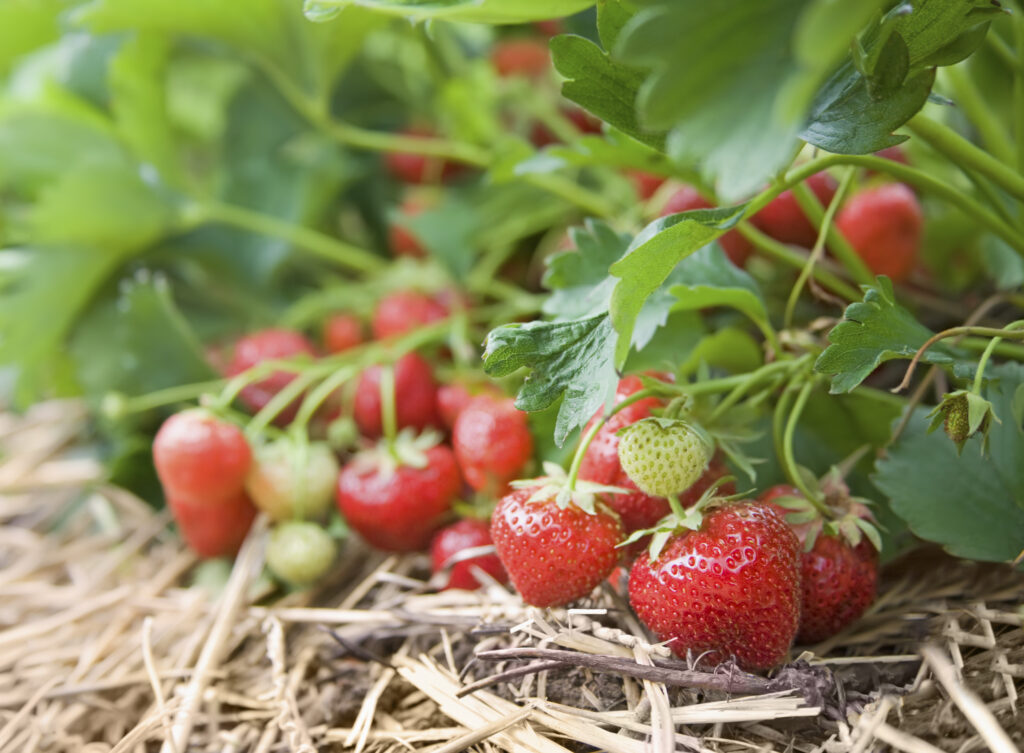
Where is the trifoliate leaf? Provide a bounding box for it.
[815,277,959,394]
[609,205,747,367]
[542,220,631,321]
[875,364,1024,563]
[484,314,619,447]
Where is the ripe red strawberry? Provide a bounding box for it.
[753,171,837,248]
[225,329,317,425]
[836,182,922,283]
[628,501,801,670]
[565,107,602,134]
[452,396,533,493]
[759,485,879,643]
[323,313,364,354]
[431,518,508,590]
[491,484,624,607]
[371,290,449,340]
[660,186,753,267]
[533,19,564,37]
[336,442,461,551]
[353,352,441,438]
[153,410,252,504]
[436,383,474,430]
[389,196,428,258]
[627,170,665,200]
[492,38,550,78]
[797,533,878,643]
[169,491,257,558]
[385,127,464,184]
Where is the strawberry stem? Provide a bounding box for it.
[780,379,832,518]
[379,364,399,457]
[971,320,1024,395]
[564,387,663,490]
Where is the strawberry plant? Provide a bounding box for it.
[2,0,1024,669]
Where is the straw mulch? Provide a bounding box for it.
[1,400,1022,753]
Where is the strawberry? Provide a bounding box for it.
[245,439,339,522]
[385,127,464,184]
[627,170,666,200]
[452,396,533,493]
[753,171,837,248]
[628,501,801,670]
[660,186,753,267]
[323,313,364,354]
[266,521,337,586]
[577,376,662,482]
[617,417,712,498]
[607,456,736,538]
[491,38,550,78]
[797,533,878,643]
[336,438,461,551]
[532,19,564,37]
[153,410,252,504]
[436,383,474,430]
[835,182,922,283]
[431,518,508,590]
[371,290,449,341]
[389,196,428,259]
[353,352,441,438]
[225,329,317,425]
[169,490,257,558]
[759,485,879,643]
[491,478,624,607]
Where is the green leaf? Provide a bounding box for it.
[108,33,180,185]
[815,277,958,394]
[27,163,176,252]
[484,314,618,447]
[0,108,127,192]
[550,34,663,150]
[677,327,762,377]
[596,0,636,51]
[666,244,768,327]
[0,0,67,76]
[302,0,594,24]
[981,234,1024,292]
[70,271,215,400]
[609,204,746,367]
[800,63,933,154]
[0,245,132,401]
[875,364,1024,563]
[542,219,631,321]
[616,0,805,200]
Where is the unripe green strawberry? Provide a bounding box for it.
[245,439,339,522]
[617,418,711,498]
[266,521,336,586]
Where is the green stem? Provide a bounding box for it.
[989,31,1018,70]
[781,379,831,516]
[379,365,399,454]
[791,170,874,287]
[520,173,618,218]
[959,336,1024,361]
[706,358,806,424]
[738,222,863,302]
[565,387,667,490]
[1015,11,1024,175]
[971,321,1024,394]
[939,66,1016,164]
[776,153,1024,258]
[246,370,321,439]
[894,324,1024,392]
[198,202,385,274]
[785,167,859,329]
[772,384,796,477]
[291,365,359,429]
[110,379,226,416]
[906,113,1024,204]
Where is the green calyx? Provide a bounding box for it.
[927,390,1000,454]
[510,461,630,514]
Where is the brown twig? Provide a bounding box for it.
[456,661,569,698]
[473,648,775,696]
